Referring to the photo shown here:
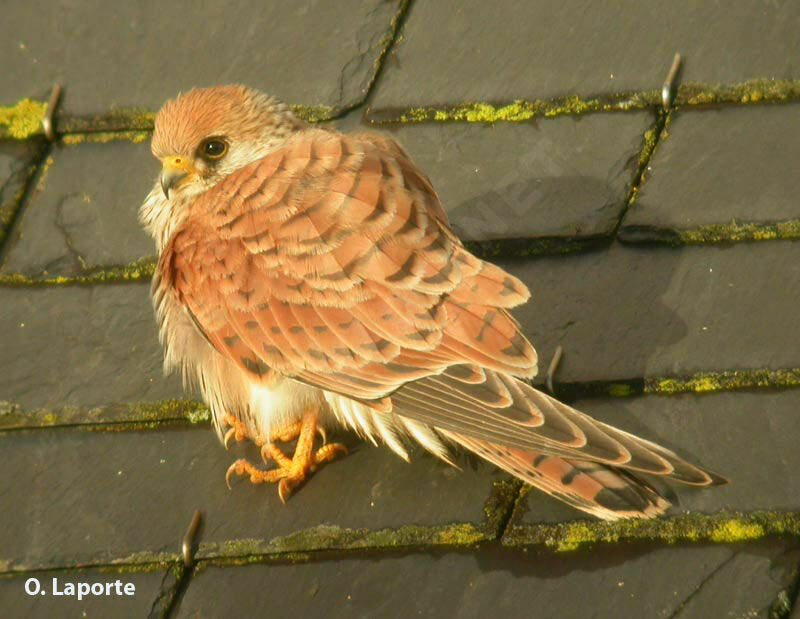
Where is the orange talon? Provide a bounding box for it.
[223,414,250,449]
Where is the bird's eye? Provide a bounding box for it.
[200,138,228,160]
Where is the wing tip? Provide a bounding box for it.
[704,469,730,487]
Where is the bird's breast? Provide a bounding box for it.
[247,377,329,436]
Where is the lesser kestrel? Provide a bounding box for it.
[139,85,724,519]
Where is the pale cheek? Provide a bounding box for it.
[225,148,260,171]
[224,141,284,171]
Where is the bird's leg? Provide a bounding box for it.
[223,414,326,449]
[225,407,348,502]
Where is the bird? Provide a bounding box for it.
[139,85,725,520]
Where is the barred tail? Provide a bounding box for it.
[445,431,671,520]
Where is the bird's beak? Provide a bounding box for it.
[160,155,198,198]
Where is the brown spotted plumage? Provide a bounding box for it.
[140,85,725,520]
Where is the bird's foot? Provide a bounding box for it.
[224,408,348,502]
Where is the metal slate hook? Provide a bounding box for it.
[662,53,682,110]
[42,83,63,141]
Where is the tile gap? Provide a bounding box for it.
[612,107,670,238]
[153,561,193,619]
[0,140,52,266]
[773,556,800,619]
[339,0,415,120]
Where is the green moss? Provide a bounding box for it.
[366,0,411,97]
[97,561,174,575]
[276,522,485,551]
[770,590,793,619]
[607,383,634,397]
[646,369,800,395]
[109,550,179,567]
[0,256,157,287]
[127,400,210,424]
[0,99,47,139]
[0,550,178,574]
[0,561,170,578]
[31,155,55,196]
[388,97,608,124]
[143,561,186,617]
[290,104,337,123]
[58,107,156,134]
[61,130,150,145]
[374,79,800,126]
[707,520,765,543]
[503,511,800,552]
[550,379,645,400]
[625,110,671,213]
[198,522,488,562]
[637,125,659,171]
[107,107,157,129]
[542,95,605,118]
[678,219,800,244]
[483,479,523,536]
[676,78,800,106]
[457,101,536,122]
[374,90,668,124]
[196,551,313,569]
[431,524,485,545]
[0,399,209,432]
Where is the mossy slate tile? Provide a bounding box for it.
[371,0,800,108]
[620,104,800,242]
[0,138,44,247]
[497,242,800,383]
[0,285,183,410]
[509,390,800,525]
[0,426,503,570]
[176,542,795,619]
[1,138,156,277]
[386,113,650,242]
[0,567,166,618]
[1,0,403,116]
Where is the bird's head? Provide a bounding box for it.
[151,85,303,199]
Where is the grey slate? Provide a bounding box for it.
[510,390,800,525]
[370,0,800,109]
[0,137,44,246]
[176,542,795,619]
[0,285,183,410]
[386,113,651,242]
[1,0,403,116]
[496,242,800,383]
[1,112,652,278]
[620,104,800,240]
[0,567,166,618]
[670,543,799,619]
[0,425,502,570]
[1,138,157,277]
